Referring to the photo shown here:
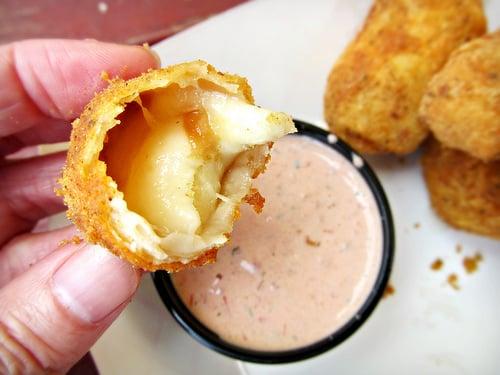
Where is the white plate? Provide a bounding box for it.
[88,1,500,373]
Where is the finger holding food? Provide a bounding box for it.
[59,61,296,271]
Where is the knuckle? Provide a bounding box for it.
[0,318,57,374]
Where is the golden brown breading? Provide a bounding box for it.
[59,61,295,271]
[422,138,500,239]
[419,30,500,161]
[324,0,486,155]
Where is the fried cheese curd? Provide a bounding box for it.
[324,0,486,154]
[420,30,500,162]
[60,61,296,271]
[422,139,500,239]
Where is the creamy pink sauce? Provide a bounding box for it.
[172,135,383,351]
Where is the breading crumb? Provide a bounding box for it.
[447,273,460,290]
[58,236,83,248]
[383,283,395,298]
[100,71,110,83]
[430,258,443,271]
[463,252,483,274]
[305,236,321,247]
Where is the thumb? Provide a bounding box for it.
[0,243,140,374]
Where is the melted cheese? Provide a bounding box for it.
[124,121,202,235]
[104,83,295,261]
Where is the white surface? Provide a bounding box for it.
[88,1,500,374]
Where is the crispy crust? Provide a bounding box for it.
[59,61,261,272]
[422,138,500,239]
[419,30,500,161]
[324,0,486,154]
[243,188,265,214]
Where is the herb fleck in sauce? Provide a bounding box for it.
[172,136,383,351]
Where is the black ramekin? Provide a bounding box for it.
[152,119,395,364]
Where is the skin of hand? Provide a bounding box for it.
[0,39,159,374]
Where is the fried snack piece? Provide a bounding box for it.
[59,61,295,271]
[419,31,500,161]
[422,138,500,239]
[324,0,486,154]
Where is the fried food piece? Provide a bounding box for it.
[419,30,500,161]
[324,0,486,154]
[59,61,295,271]
[422,138,500,239]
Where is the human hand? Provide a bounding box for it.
[0,39,159,374]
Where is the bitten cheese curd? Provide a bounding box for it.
[60,61,295,271]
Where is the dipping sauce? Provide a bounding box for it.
[172,135,383,351]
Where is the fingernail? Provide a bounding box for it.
[52,245,139,323]
[142,45,161,67]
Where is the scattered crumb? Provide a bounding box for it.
[383,283,395,298]
[413,222,421,229]
[430,258,443,271]
[455,244,462,254]
[305,236,321,247]
[447,273,460,290]
[100,71,111,82]
[463,252,483,274]
[58,236,83,248]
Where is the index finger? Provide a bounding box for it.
[0,39,159,145]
